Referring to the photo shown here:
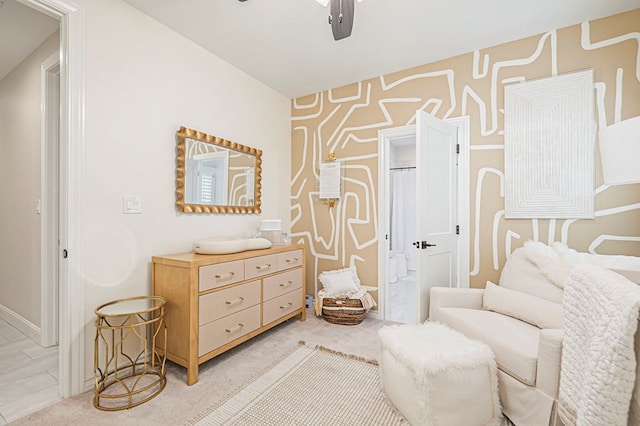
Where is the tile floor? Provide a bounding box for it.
[387,271,417,323]
[0,319,60,424]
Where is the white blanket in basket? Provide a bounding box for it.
[314,287,376,317]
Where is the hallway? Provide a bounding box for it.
[0,319,59,424]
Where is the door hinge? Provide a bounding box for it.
[62,249,68,259]
[456,144,460,154]
[456,225,460,235]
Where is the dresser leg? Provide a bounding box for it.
[187,364,199,386]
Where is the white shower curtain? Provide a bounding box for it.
[390,169,416,271]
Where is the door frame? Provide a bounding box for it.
[41,52,60,348]
[21,0,86,398]
[377,116,470,321]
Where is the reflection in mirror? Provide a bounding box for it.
[176,126,262,213]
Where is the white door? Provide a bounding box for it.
[415,111,458,322]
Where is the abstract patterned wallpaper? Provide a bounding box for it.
[291,9,640,296]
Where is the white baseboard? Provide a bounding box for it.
[0,304,41,343]
[84,377,94,393]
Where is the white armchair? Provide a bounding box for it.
[430,241,640,425]
[430,286,562,425]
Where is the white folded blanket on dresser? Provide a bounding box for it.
[559,263,640,426]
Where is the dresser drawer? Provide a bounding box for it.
[263,269,303,302]
[263,288,303,326]
[199,260,245,292]
[199,280,260,325]
[245,254,279,280]
[198,304,260,356]
[277,249,303,271]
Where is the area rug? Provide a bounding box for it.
[185,342,408,425]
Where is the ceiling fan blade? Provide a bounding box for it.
[330,0,354,40]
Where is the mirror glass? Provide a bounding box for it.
[176,126,262,213]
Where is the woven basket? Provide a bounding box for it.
[322,297,366,326]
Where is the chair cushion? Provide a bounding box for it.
[552,241,640,284]
[483,281,563,329]
[438,307,540,386]
[499,246,564,303]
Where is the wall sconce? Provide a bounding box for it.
[598,116,640,186]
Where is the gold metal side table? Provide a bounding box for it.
[93,296,167,411]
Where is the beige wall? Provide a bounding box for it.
[0,32,59,328]
[291,9,640,296]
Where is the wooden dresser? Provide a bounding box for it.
[152,244,306,385]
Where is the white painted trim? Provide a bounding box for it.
[377,125,416,321]
[446,116,470,288]
[0,304,40,343]
[21,0,85,399]
[40,52,60,348]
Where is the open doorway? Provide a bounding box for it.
[386,135,418,323]
[378,114,470,323]
[6,0,87,400]
[0,2,62,419]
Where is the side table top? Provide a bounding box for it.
[95,295,166,317]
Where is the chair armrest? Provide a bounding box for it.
[429,287,485,322]
[536,328,563,398]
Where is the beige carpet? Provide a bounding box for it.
[186,343,407,425]
[14,311,515,425]
[13,310,392,425]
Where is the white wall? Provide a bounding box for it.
[0,32,59,329]
[390,144,416,168]
[76,0,291,382]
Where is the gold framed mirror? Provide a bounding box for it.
[176,126,262,213]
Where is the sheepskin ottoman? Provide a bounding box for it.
[378,322,502,426]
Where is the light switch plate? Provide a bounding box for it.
[122,196,142,214]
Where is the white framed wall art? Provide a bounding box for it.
[504,70,595,219]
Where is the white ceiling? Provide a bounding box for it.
[2,0,639,98]
[120,0,640,98]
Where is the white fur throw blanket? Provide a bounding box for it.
[559,263,640,426]
[522,240,570,289]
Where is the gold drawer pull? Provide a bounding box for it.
[285,258,299,263]
[214,272,235,280]
[225,296,245,306]
[279,280,293,288]
[256,264,272,271]
[279,302,294,310]
[225,323,244,333]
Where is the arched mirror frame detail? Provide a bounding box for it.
[176,126,262,213]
